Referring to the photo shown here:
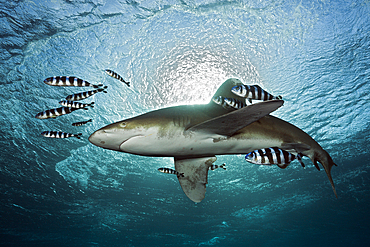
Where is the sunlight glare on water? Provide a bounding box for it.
[0,0,370,246]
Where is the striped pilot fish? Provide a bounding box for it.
[35,107,86,119]
[59,100,94,109]
[65,86,108,101]
[209,163,226,170]
[245,147,305,169]
[224,97,246,109]
[41,131,82,139]
[158,168,184,178]
[44,76,103,88]
[212,96,233,109]
[105,69,130,87]
[72,119,92,127]
[231,84,282,102]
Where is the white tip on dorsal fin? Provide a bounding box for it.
[187,100,284,137]
[174,156,217,203]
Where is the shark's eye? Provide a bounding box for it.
[120,122,127,128]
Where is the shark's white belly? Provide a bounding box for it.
[119,128,281,157]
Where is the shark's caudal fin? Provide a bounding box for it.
[281,143,338,197]
[310,149,338,198]
[187,100,284,137]
[174,156,217,203]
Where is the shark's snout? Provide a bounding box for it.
[89,129,124,151]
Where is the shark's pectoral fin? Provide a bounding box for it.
[174,156,217,203]
[187,100,284,136]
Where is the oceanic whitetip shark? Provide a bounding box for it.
[89,78,337,202]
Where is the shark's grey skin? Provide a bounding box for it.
[89,78,337,202]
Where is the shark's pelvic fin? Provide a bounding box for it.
[187,100,284,137]
[174,156,217,203]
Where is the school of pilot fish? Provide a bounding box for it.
[36,70,129,140]
[37,73,312,185]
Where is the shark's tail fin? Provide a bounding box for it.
[309,149,338,198]
[220,163,226,170]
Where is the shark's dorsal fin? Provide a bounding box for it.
[187,100,284,137]
[209,78,245,104]
[174,156,217,203]
[206,78,246,115]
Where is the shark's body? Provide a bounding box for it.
[89,79,337,202]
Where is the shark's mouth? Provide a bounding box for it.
[89,129,139,151]
[119,135,145,151]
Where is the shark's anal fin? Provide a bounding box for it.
[174,156,217,203]
[187,100,284,137]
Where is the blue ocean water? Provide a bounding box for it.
[1,0,369,246]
